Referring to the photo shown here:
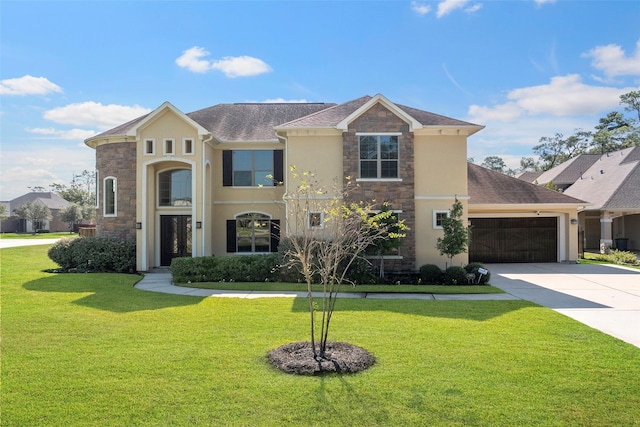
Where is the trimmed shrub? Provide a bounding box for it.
[444,266,468,285]
[419,264,443,284]
[609,250,640,266]
[48,237,136,273]
[171,254,278,283]
[464,262,491,284]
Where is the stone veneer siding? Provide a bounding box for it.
[343,103,416,272]
[96,142,137,241]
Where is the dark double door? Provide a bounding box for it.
[160,215,192,266]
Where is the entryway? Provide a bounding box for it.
[160,215,192,266]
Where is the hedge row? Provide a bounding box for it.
[419,262,491,285]
[171,254,278,283]
[48,237,136,274]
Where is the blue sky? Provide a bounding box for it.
[1,0,639,200]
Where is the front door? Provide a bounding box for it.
[160,215,192,266]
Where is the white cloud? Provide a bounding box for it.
[26,127,98,140]
[1,145,95,200]
[175,46,272,78]
[0,75,62,96]
[582,39,640,79]
[43,102,151,130]
[411,1,431,16]
[436,0,481,18]
[468,74,636,123]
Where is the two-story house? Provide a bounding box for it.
[85,94,585,272]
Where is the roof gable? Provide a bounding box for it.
[335,94,423,131]
[125,101,209,138]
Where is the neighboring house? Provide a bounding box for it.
[519,147,640,252]
[85,94,584,272]
[0,192,70,233]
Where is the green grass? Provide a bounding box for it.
[176,280,504,294]
[0,231,75,239]
[3,245,640,426]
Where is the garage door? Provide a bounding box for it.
[469,217,557,263]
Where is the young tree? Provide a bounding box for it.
[436,198,470,267]
[59,204,84,233]
[282,167,405,359]
[13,200,52,233]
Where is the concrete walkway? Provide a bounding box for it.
[0,238,62,248]
[134,270,520,301]
[488,263,640,348]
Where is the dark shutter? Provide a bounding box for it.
[270,220,280,252]
[223,150,233,186]
[273,150,284,186]
[226,219,237,253]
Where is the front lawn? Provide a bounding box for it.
[2,244,640,426]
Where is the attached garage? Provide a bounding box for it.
[467,163,586,264]
[469,217,557,263]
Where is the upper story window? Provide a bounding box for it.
[144,138,156,155]
[159,169,192,206]
[103,176,117,217]
[164,138,175,155]
[222,150,284,187]
[358,134,399,179]
[308,212,324,229]
[183,138,194,155]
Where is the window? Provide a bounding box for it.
[144,138,155,155]
[359,134,399,179]
[433,210,449,229]
[164,138,175,155]
[159,169,192,206]
[226,213,280,253]
[183,138,194,155]
[222,150,284,187]
[104,177,117,216]
[308,212,323,229]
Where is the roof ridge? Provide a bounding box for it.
[276,95,372,128]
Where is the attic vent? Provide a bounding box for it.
[600,170,604,174]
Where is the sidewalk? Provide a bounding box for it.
[134,270,521,301]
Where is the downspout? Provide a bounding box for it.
[276,130,290,235]
[201,133,214,257]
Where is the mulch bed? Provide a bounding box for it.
[268,341,376,375]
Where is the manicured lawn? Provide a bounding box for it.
[3,244,640,426]
[0,231,76,239]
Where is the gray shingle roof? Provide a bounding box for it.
[187,102,336,142]
[468,163,585,205]
[563,147,640,210]
[8,192,70,211]
[534,154,600,186]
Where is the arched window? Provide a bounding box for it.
[226,213,280,253]
[159,169,192,207]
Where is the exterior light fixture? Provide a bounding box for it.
[570,219,578,225]
[135,222,142,229]
[196,222,202,229]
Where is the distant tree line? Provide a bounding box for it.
[476,91,640,175]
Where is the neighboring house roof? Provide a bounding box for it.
[7,192,70,212]
[87,94,482,145]
[515,171,542,183]
[562,147,640,211]
[532,154,600,186]
[468,163,585,206]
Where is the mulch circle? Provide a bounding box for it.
[268,341,376,375]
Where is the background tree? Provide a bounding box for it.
[13,200,52,233]
[49,170,97,222]
[620,90,640,122]
[436,198,470,267]
[59,204,84,233]
[481,156,516,176]
[281,167,405,359]
[519,156,541,172]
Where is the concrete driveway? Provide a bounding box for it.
[488,263,640,348]
[0,239,61,249]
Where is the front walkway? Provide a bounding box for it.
[134,270,520,301]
